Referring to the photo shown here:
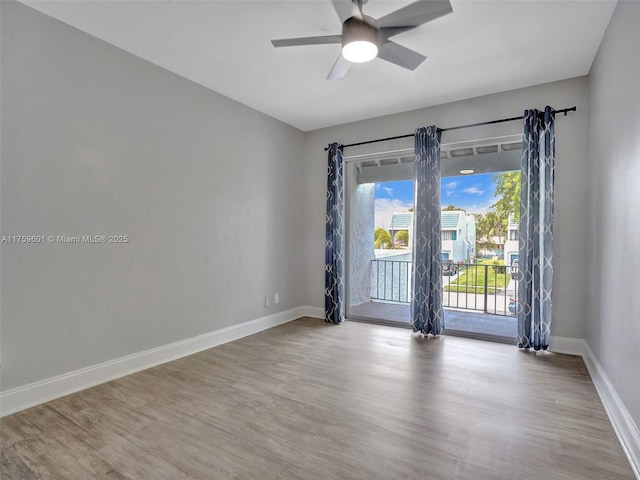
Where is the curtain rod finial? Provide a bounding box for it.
[324,143,344,152]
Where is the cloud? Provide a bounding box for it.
[462,187,484,195]
[443,181,458,197]
[375,198,413,228]
[458,201,493,215]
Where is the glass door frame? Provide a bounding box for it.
[343,149,414,327]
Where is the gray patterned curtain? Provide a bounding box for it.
[518,107,555,350]
[411,126,443,335]
[325,143,344,324]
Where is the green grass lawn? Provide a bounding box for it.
[444,261,508,294]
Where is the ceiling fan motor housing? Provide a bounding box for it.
[342,15,379,49]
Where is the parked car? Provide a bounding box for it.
[442,259,458,276]
[510,259,519,279]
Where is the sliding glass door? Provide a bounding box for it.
[344,153,414,325]
[343,136,523,340]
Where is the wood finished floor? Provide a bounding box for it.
[1,317,635,480]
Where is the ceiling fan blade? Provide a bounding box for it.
[378,41,426,71]
[379,26,414,41]
[327,54,351,80]
[377,0,453,29]
[271,35,342,48]
[331,0,361,22]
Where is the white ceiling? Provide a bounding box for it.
[22,0,616,132]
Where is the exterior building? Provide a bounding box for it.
[387,210,476,262]
[389,212,413,246]
[503,215,519,266]
[441,210,476,262]
[477,238,501,258]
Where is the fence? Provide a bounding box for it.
[371,259,412,304]
[370,259,518,316]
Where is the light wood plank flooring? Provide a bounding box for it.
[1,318,635,479]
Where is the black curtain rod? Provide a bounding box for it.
[325,106,576,151]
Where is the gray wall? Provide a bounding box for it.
[587,0,640,428]
[1,2,305,391]
[303,77,591,339]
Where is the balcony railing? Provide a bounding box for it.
[371,259,412,303]
[370,260,518,316]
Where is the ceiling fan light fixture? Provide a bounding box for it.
[341,15,379,63]
[342,40,378,63]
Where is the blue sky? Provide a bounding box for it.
[375,173,498,228]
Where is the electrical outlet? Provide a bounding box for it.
[264,295,270,308]
[274,292,279,304]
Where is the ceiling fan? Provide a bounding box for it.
[271,0,453,79]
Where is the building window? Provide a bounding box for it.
[442,230,456,241]
[509,230,519,241]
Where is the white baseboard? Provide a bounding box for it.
[0,306,305,417]
[303,305,324,319]
[582,342,640,479]
[550,336,639,477]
